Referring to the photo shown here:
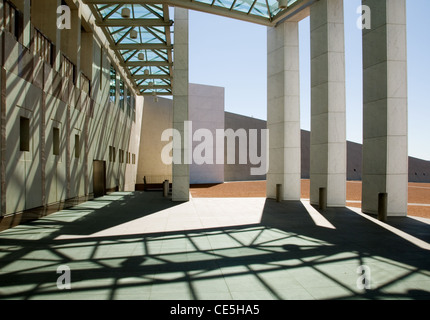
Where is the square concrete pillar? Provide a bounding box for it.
[172,8,190,202]
[23,0,31,48]
[31,0,62,71]
[310,0,347,207]
[362,0,408,216]
[267,21,301,201]
[0,65,3,216]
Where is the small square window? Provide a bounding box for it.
[109,146,117,162]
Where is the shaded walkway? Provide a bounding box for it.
[0,192,429,300]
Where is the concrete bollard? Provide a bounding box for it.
[378,193,388,222]
[319,187,327,211]
[276,184,282,202]
[163,180,169,198]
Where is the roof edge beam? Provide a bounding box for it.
[126,61,172,67]
[96,19,173,27]
[112,43,173,50]
[141,92,172,96]
[169,0,274,26]
[272,0,314,25]
[134,74,172,80]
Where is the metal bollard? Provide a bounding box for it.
[378,193,388,222]
[163,180,169,198]
[276,184,282,202]
[319,187,327,211]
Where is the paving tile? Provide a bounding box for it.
[276,288,316,300]
[189,277,230,294]
[288,266,344,289]
[111,280,152,300]
[377,279,430,297]
[304,285,357,300]
[29,289,113,300]
[149,291,193,300]
[0,258,59,273]
[186,251,218,264]
[195,292,233,300]
[0,282,43,297]
[256,270,307,292]
[223,273,269,293]
[112,290,151,300]
[230,290,275,300]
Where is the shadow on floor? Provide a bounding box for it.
[0,193,429,300]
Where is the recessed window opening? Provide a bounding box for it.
[20,116,30,152]
[53,127,60,156]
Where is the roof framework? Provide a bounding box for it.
[83,0,311,96]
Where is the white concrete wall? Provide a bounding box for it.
[224,112,267,182]
[5,70,43,213]
[137,83,226,187]
[0,4,142,216]
[124,95,143,191]
[137,96,173,186]
[189,83,225,184]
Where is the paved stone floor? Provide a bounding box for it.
[0,191,429,300]
[190,180,430,218]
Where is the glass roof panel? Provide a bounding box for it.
[120,49,169,61]
[232,0,254,14]
[98,4,162,20]
[138,78,169,86]
[131,66,170,76]
[88,0,308,96]
[215,0,235,9]
[267,0,282,17]
[133,5,163,19]
[120,51,137,61]
[108,27,167,45]
[250,1,269,17]
[196,0,214,5]
[189,0,304,19]
[92,3,172,96]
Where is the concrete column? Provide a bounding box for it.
[54,0,62,73]
[0,67,4,217]
[60,7,79,63]
[266,21,301,201]
[0,1,4,215]
[31,0,62,71]
[172,8,190,202]
[362,0,408,216]
[309,0,346,207]
[23,0,31,48]
[0,1,3,33]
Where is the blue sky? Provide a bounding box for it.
[187,0,430,161]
